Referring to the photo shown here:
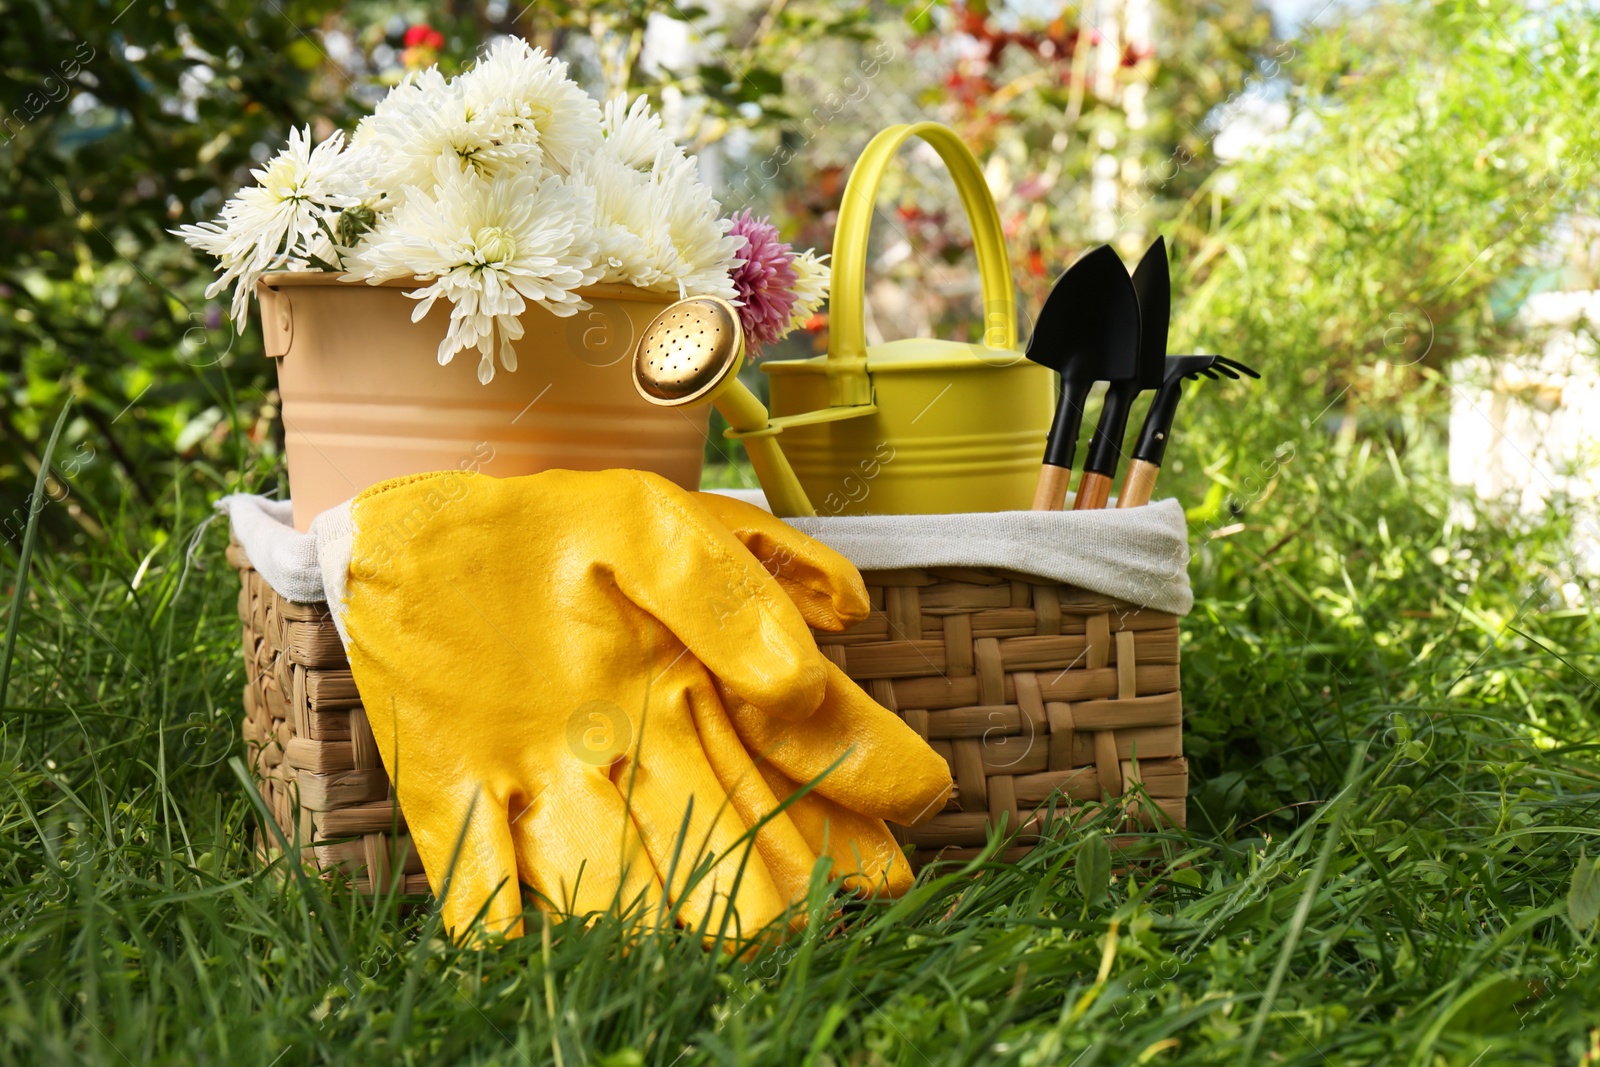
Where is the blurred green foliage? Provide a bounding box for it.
[1,0,361,544]
[1170,0,1600,497]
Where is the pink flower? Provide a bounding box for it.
[726,210,799,355]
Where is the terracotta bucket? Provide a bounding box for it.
[256,274,708,530]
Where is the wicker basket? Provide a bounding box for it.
[232,540,427,893]
[232,542,1185,888]
[811,566,1186,863]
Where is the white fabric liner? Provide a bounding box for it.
[785,504,1192,616]
[216,486,1193,649]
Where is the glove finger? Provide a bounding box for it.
[757,764,915,898]
[691,492,870,632]
[400,782,523,944]
[686,683,823,910]
[729,659,953,827]
[606,472,827,721]
[511,772,663,929]
[612,686,791,944]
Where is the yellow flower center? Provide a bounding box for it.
[264,165,307,203]
[474,226,516,266]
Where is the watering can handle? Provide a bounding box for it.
[826,122,1018,407]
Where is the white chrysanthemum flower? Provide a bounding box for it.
[787,249,829,331]
[599,95,675,172]
[174,126,369,331]
[351,68,542,197]
[645,151,742,300]
[182,54,755,376]
[459,38,602,177]
[567,152,664,288]
[343,159,601,384]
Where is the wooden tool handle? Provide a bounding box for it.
[1032,463,1072,511]
[1117,458,1160,508]
[1072,470,1112,510]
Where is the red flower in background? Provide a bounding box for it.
[401,24,445,69]
[404,25,445,51]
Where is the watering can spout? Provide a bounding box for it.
[631,297,817,518]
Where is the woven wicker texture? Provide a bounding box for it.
[816,566,1187,865]
[233,541,427,893]
[232,544,1184,887]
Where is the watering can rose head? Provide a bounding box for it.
[171,38,827,385]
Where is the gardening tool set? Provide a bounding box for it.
[1070,238,1172,511]
[1026,240,1260,513]
[227,114,1261,946]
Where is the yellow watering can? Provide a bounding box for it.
[632,122,1052,517]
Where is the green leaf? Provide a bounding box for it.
[1568,855,1600,931]
[1075,835,1111,906]
[743,66,784,98]
[696,64,733,90]
[286,37,324,72]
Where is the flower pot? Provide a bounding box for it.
[256,274,707,530]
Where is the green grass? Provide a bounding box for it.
[2,425,1599,1066]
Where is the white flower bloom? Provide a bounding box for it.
[567,152,664,288]
[351,68,541,197]
[459,38,602,177]
[174,126,369,331]
[184,51,755,378]
[787,249,830,330]
[599,95,675,172]
[343,159,601,384]
[644,151,742,300]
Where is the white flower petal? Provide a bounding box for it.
[173,125,373,330]
[787,249,830,331]
[344,163,598,370]
[459,38,602,177]
[497,317,519,372]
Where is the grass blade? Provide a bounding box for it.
[1240,741,1368,1064]
[1,399,73,711]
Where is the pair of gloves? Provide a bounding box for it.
[340,469,952,942]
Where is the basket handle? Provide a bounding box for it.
[826,122,1018,406]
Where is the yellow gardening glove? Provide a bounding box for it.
[690,492,948,897]
[342,469,950,944]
